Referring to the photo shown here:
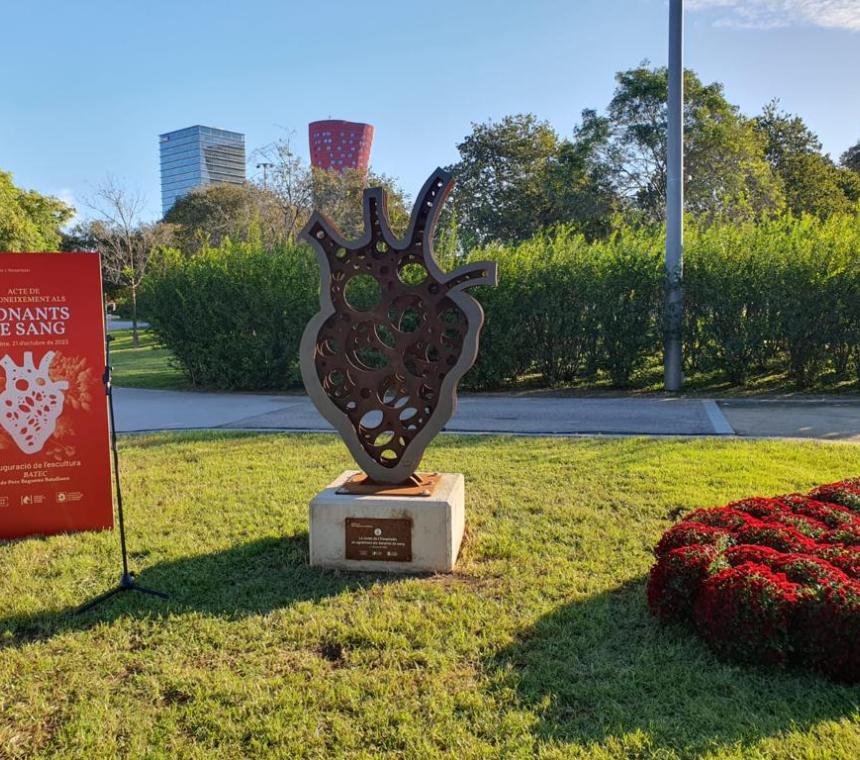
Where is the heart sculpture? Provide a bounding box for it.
[648,479,860,682]
[299,169,497,483]
[0,351,69,455]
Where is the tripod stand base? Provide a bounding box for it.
[76,573,169,615]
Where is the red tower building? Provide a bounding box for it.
[309,120,374,173]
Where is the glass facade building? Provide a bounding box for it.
[159,125,246,216]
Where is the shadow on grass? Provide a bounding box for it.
[0,532,394,650]
[490,577,859,754]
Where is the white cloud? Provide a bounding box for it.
[54,188,79,229]
[687,0,860,32]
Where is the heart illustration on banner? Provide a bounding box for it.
[0,351,69,455]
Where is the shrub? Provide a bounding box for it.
[647,480,860,682]
[647,544,718,623]
[464,226,661,389]
[141,241,318,390]
[695,563,800,665]
[684,222,777,382]
[141,211,860,393]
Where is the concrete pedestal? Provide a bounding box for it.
[309,471,465,573]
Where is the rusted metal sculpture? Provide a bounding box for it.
[299,169,497,484]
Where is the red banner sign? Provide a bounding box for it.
[0,252,113,538]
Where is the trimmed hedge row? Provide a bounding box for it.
[468,212,860,389]
[141,213,860,391]
[141,243,318,390]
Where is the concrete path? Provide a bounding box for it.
[111,388,860,441]
[107,317,149,331]
[114,387,733,437]
[719,399,860,442]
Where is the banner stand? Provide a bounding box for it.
[76,333,168,615]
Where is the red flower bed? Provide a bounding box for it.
[647,480,860,682]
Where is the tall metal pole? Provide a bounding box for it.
[664,0,684,391]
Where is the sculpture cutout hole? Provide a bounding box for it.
[380,449,398,462]
[319,338,339,356]
[376,240,389,254]
[398,263,427,286]
[353,347,389,371]
[328,370,346,386]
[375,323,396,349]
[335,247,347,260]
[360,410,383,430]
[344,274,381,312]
[374,431,395,447]
[389,306,422,333]
[440,307,460,324]
[400,407,418,421]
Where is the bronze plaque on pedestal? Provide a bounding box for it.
[345,518,412,562]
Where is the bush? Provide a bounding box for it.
[465,226,662,389]
[684,222,778,382]
[647,479,860,682]
[141,241,318,390]
[466,210,860,390]
[141,211,860,393]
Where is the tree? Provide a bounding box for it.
[754,100,822,165]
[779,153,856,217]
[581,65,783,222]
[542,126,619,240]
[165,182,283,254]
[445,114,618,247]
[252,136,409,241]
[0,170,74,250]
[754,101,855,217]
[841,141,860,174]
[84,178,173,346]
[252,137,315,242]
[445,115,558,248]
[311,167,410,239]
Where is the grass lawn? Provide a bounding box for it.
[110,330,189,390]
[2,433,858,759]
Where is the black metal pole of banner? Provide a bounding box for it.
[76,333,168,614]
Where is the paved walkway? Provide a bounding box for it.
[111,387,860,441]
[107,317,150,331]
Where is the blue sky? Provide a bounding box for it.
[3,0,859,222]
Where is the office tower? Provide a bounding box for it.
[159,125,245,216]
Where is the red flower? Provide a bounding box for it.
[647,544,719,623]
[694,563,800,665]
[655,522,733,558]
[648,476,860,683]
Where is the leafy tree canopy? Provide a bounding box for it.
[579,64,784,222]
[842,141,860,174]
[165,182,283,253]
[0,170,74,251]
[754,102,859,217]
[446,114,617,248]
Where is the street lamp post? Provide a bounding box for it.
[257,162,274,187]
[665,0,684,392]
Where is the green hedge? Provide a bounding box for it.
[468,212,860,389]
[141,242,317,390]
[141,213,860,392]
